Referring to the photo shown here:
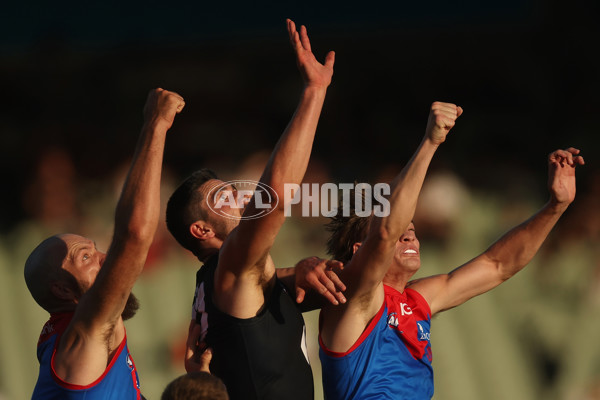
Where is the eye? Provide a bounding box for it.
[82,254,90,261]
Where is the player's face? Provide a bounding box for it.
[393,223,421,273]
[60,234,105,292]
[201,179,242,236]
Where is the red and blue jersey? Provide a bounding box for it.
[32,313,143,400]
[319,285,433,400]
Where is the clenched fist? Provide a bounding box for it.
[143,88,185,129]
[424,102,463,145]
[548,147,584,207]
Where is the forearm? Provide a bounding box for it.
[113,119,169,242]
[485,200,568,279]
[376,137,439,239]
[260,86,327,196]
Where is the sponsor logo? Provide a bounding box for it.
[387,312,399,328]
[400,303,413,316]
[417,321,431,341]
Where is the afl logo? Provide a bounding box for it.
[207,180,279,220]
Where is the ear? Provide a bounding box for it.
[50,281,78,303]
[352,242,362,255]
[190,221,215,241]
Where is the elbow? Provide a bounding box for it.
[114,222,157,247]
[492,256,525,282]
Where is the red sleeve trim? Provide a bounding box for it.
[50,330,128,390]
[319,300,386,358]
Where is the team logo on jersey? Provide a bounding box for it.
[387,312,399,328]
[126,354,134,370]
[417,321,431,341]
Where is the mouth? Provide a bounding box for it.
[403,249,418,255]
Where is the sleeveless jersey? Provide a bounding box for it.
[320,285,433,400]
[32,313,142,400]
[192,254,314,400]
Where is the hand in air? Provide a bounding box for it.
[287,19,335,89]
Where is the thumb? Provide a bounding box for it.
[324,51,335,69]
[296,287,306,304]
[199,348,212,373]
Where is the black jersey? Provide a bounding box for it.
[191,254,314,400]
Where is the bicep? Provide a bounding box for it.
[338,235,395,301]
[413,254,504,315]
[218,208,285,279]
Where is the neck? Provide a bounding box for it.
[197,247,219,263]
[382,269,412,293]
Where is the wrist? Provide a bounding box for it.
[142,116,172,133]
[546,198,570,214]
[422,136,443,149]
[302,84,329,95]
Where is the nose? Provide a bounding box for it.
[400,231,415,242]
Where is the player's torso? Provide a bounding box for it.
[32,313,142,400]
[193,256,314,400]
[320,285,434,400]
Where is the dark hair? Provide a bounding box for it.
[161,371,229,400]
[166,169,218,255]
[325,186,373,264]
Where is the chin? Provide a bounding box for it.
[396,257,421,272]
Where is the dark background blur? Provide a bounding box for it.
[1,0,598,234]
[1,1,599,399]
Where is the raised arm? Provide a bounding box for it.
[411,147,585,315]
[344,103,461,302]
[320,102,462,352]
[215,19,335,317]
[55,89,185,383]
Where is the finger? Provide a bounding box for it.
[325,260,343,270]
[292,31,301,51]
[299,25,311,51]
[456,106,463,117]
[324,51,335,69]
[295,286,306,304]
[430,102,458,114]
[325,270,346,292]
[549,149,569,163]
[564,151,574,165]
[574,155,585,165]
[319,289,339,305]
[287,19,296,44]
[176,100,185,113]
[318,274,343,304]
[437,116,456,130]
[199,348,212,373]
[310,276,339,305]
[566,147,580,155]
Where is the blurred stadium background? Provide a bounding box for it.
[0,0,599,399]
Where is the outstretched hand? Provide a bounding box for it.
[548,147,584,207]
[143,88,185,129]
[294,256,346,305]
[287,19,335,89]
[424,101,463,145]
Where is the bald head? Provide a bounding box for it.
[24,234,78,312]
